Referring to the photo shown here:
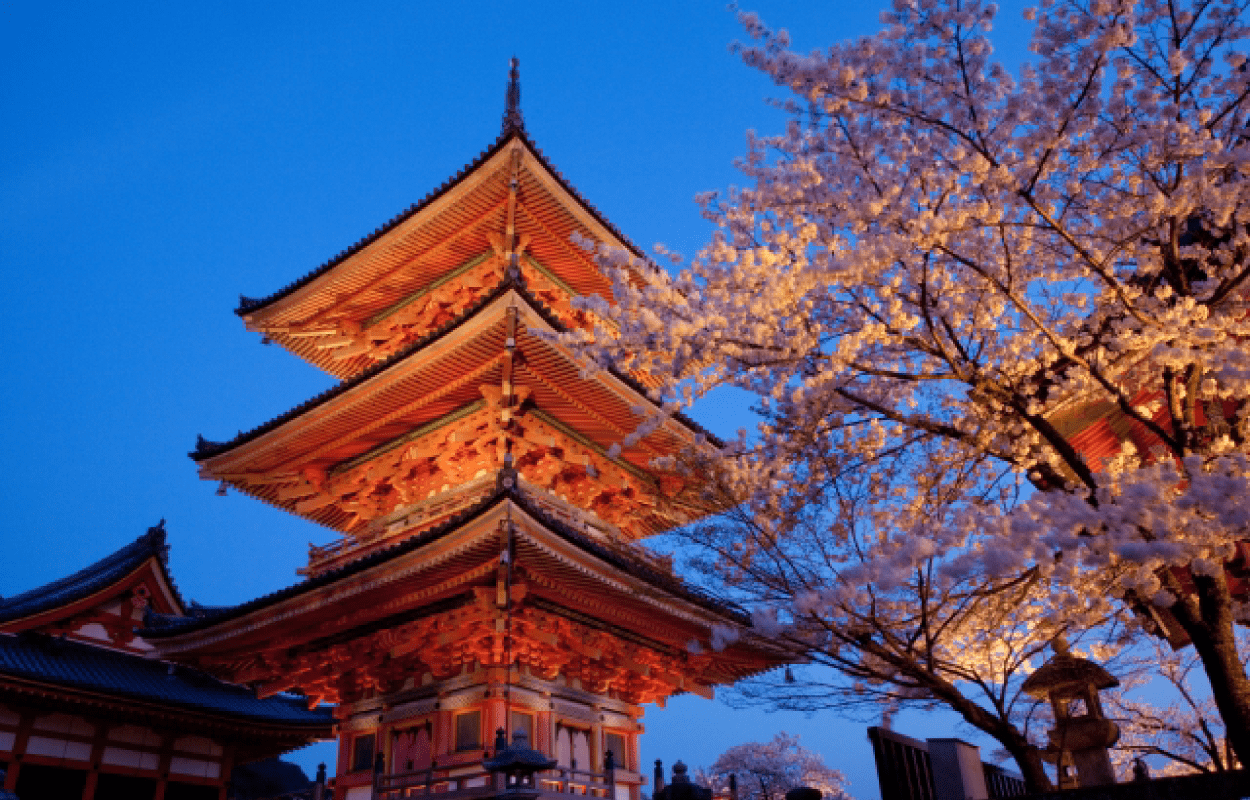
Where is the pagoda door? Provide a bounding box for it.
[556,726,590,771]
[556,726,571,768]
[392,724,432,774]
[572,729,591,772]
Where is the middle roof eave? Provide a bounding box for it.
[193,279,719,468]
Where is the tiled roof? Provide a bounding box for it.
[194,276,720,462]
[0,522,184,625]
[0,632,333,727]
[235,124,645,317]
[142,477,746,640]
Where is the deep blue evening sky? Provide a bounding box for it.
[2,2,1036,796]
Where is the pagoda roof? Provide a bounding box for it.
[0,522,184,631]
[235,125,643,320]
[0,631,332,728]
[196,279,716,464]
[194,283,717,538]
[234,117,660,380]
[140,478,789,705]
[143,477,744,641]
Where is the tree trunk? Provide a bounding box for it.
[920,674,1055,792]
[1002,740,1052,795]
[1168,570,1250,769]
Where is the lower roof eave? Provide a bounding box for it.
[141,485,752,657]
[0,671,334,737]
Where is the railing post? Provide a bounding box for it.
[728,774,737,800]
[653,760,664,796]
[425,759,436,795]
[373,751,385,800]
[314,763,327,800]
[605,750,616,799]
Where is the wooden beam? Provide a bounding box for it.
[365,252,494,329]
[329,400,487,477]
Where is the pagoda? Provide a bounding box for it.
[143,62,789,800]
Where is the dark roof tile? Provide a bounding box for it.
[0,632,332,727]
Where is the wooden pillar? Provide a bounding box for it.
[377,720,392,779]
[5,711,33,793]
[590,714,603,773]
[485,692,506,749]
[153,732,175,800]
[535,709,553,756]
[434,706,453,759]
[218,743,236,800]
[335,727,352,800]
[81,720,108,800]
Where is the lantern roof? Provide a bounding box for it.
[1022,653,1120,698]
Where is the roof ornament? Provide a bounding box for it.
[502,57,525,134]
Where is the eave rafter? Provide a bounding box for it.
[237,396,667,538]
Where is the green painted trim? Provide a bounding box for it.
[365,252,494,329]
[524,255,578,298]
[331,400,488,476]
[527,408,655,486]
[525,254,620,331]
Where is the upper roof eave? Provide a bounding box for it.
[235,125,647,320]
[195,278,720,464]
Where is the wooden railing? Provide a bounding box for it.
[374,763,619,800]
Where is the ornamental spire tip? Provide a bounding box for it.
[502,57,525,134]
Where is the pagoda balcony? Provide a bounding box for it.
[374,764,638,800]
[301,474,674,579]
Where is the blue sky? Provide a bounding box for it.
[1,2,1039,796]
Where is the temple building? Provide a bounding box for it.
[137,62,789,800]
[0,523,333,800]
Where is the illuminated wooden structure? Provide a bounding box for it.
[144,62,788,800]
[0,522,333,800]
[1048,389,1249,648]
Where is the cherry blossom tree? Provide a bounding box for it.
[673,440,1119,790]
[563,0,1250,777]
[696,733,852,800]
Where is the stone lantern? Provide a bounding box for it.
[654,761,712,800]
[1022,638,1120,788]
[484,727,558,798]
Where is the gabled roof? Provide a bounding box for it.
[0,631,332,727]
[142,473,746,642]
[0,522,184,628]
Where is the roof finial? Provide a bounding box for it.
[502,57,525,134]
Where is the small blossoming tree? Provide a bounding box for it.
[696,733,852,800]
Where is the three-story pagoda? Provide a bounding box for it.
[143,62,788,800]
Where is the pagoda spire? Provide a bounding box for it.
[502,56,525,134]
